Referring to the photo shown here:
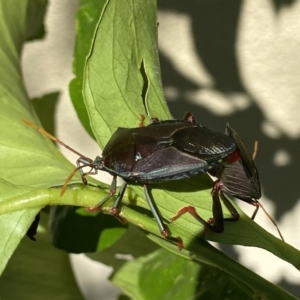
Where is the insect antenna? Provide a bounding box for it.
[22,119,88,159]
[251,201,285,242]
[60,163,97,196]
[22,119,96,195]
[248,140,284,241]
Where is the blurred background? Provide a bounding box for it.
[21,0,300,299]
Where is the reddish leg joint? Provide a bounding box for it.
[139,114,145,127]
[161,229,183,251]
[171,206,198,222]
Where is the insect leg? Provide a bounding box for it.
[85,176,118,211]
[144,185,183,250]
[109,182,128,224]
[171,180,226,234]
[250,202,260,220]
[139,114,145,127]
[76,156,95,185]
[210,191,225,232]
[219,192,240,222]
[221,193,284,241]
[171,206,212,230]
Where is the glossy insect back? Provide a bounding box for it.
[102,120,236,183]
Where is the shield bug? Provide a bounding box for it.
[23,115,237,249]
[23,113,283,248]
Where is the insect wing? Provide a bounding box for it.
[129,123,210,182]
[131,146,209,182]
[225,123,261,198]
[137,120,237,163]
[172,126,236,162]
[218,161,261,201]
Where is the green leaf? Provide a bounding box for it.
[25,0,47,41]
[113,248,253,300]
[0,183,297,299]
[69,0,108,138]
[1,0,299,298]
[0,0,78,273]
[49,205,127,253]
[87,224,159,272]
[0,180,38,274]
[78,0,300,298]
[113,246,297,300]
[84,0,170,148]
[0,211,84,300]
[31,92,60,133]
